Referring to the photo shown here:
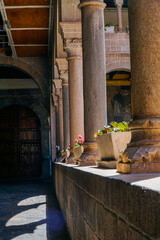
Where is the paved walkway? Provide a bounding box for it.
[0,180,70,240]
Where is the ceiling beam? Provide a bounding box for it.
[0,0,17,57]
[12,44,48,46]
[5,5,50,9]
[11,28,49,30]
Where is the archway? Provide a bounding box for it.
[0,105,42,178]
[106,70,132,123]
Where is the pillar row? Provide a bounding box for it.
[56,58,70,150]
[53,79,64,151]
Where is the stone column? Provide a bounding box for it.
[64,39,84,148]
[117,0,160,173]
[56,58,70,150]
[114,0,123,33]
[79,1,107,143]
[53,79,64,151]
[60,70,70,150]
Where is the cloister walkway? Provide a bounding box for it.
[0,180,70,240]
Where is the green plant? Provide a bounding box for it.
[94,122,130,137]
[105,22,113,27]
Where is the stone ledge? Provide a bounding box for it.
[54,163,160,240]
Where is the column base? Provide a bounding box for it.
[117,118,160,173]
[66,149,76,164]
[79,142,99,166]
[96,160,116,169]
[117,162,160,174]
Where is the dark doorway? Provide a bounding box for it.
[0,105,42,178]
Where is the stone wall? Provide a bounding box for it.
[54,163,160,240]
[105,32,130,72]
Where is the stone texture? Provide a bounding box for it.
[119,0,160,167]
[55,163,160,240]
[80,0,107,142]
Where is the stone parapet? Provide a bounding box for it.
[105,32,130,72]
[55,163,160,240]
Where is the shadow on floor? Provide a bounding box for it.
[0,179,70,240]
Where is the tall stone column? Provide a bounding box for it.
[117,0,160,173]
[114,0,123,33]
[79,0,107,156]
[60,22,84,150]
[53,79,64,151]
[56,58,70,150]
[65,39,84,148]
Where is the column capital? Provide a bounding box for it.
[60,70,69,86]
[55,58,69,86]
[79,1,106,9]
[64,39,82,59]
[52,79,63,106]
[114,0,123,7]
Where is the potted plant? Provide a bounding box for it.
[94,122,131,168]
[61,145,70,163]
[73,135,85,165]
[104,22,118,33]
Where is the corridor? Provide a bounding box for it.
[0,180,70,240]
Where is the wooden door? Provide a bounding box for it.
[0,106,42,178]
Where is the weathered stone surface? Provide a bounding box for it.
[55,163,160,240]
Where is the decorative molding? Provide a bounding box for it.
[60,22,82,40]
[52,79,63,106]
[55,58,68,86]
[79,1,106,9]
[114,0,123,7]
[64,39,82,58]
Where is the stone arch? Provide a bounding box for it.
[0,99,49,128]
[0,55,46,100]
[106,60,131,74]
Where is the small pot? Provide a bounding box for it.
[73,146,84,161]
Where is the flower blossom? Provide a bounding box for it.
[75,139,78,143]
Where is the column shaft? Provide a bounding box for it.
[80,0,107,142]
[68,57,84,148]
[62,84,70,149]
[117,5,123,32]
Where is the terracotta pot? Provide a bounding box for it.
[95,132,131,168]
[73,146,84,161]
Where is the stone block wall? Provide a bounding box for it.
[105,32,130,72]
[54,163,160,240]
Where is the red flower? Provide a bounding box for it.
[75,139,78,143]
[78,135,82,139]
[82,140,85,144]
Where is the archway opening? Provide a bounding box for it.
[106,70,132,123]
[0,105,42,178]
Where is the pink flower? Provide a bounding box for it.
[68,144,70,149]
[75,139,78,143]
[78,135,82,139]
[82,140,85,144]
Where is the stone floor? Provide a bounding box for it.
[0,179,70,240]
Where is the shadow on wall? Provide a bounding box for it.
[0,179,70,240]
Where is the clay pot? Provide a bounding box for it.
[73,146,84,162]
[95,132,131,168]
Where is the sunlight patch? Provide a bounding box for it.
[5,204,46,227]
[11,223,47,240]
[18,195,46,206]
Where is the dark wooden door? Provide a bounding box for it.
[0,106,42,178]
